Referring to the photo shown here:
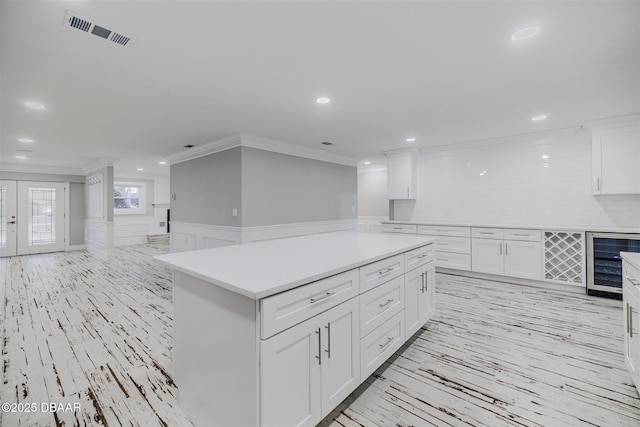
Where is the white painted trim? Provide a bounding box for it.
[582,114,640,130]
[170,219,358,252]
[64,183,70,251]
[68,244,86,251]
[166,133,359,167]
[83,158,116,175]
[85,219,114,258]
[0,162,84,176]
[438,269,584,294]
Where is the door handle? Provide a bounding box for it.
[7,221,16,224]
[324,322,331,359]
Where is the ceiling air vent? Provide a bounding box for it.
[63,11,133,47]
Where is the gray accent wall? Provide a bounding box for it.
[240,147,357,227]
[69,183,85,245]
[170,147,242,226]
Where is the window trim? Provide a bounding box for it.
[113,181,146,215]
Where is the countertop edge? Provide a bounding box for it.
[381,220,640,234]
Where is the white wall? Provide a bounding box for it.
[393,128,640,230]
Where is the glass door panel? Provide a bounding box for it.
[17,182,66,255]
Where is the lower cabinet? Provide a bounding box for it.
[261,297,360,427]
[471,228,541,280]
[405,261,435,337]
[623,259,640,392]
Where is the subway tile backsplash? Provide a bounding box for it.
[393,128,640,230]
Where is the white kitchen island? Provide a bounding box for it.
[155,231,435,427]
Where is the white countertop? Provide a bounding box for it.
[381,220,640,234]
[622,252,640,271]
[155,231,434,300]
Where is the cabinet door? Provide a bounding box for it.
[321,298,360,417]
[471,238,504,275]
[404,266,423,338]
[420,263,436,324]
[592,125,640,195]
[504,240,541,280]
[624,289,640,388]
[261,316,322,427]
[387,155,416,200]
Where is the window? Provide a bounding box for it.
[114,182,146,214]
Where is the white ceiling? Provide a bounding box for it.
[1,1,638,177]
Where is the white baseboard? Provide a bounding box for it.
[85,219,114,258]
[67,244,86,251]
[170,219,357,252]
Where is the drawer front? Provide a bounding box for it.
[418,225,471,237]
[360,276,404,338]
[472,227,504,239]
[381,224,417,234]
[360,311,405,380]
[504,228,541,242]
[261,269,359,339]
[405,244,435,271]
[434,252,471,270]
[359,254,405,293]
[434,236,471,254]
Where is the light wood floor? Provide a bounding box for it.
[1,244,639,426]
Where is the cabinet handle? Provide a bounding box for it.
[378,267,395,275]
[437,242,449,246]
[324,322,331,359]
[627,273,640,286]
[628,303,631,335]
[437,258,449,262]
[513,233,530,237]
[597,177,601,191]
[393,227,404,230]
[315,328,322,365]
[379,299,394,309]
[407,187,410,197]
[379,337,394,350]
[310,292,335,303]
[417,254,427,258]
[505,243,508,256]
[479,232,494,235]
[631,305,634,339]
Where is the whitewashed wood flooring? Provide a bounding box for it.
[1,244,639,426]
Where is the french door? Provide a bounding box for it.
[0,180,66,257]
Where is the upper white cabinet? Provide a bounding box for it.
[592,124,640,195]
[387,154,417,200]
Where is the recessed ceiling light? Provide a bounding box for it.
[136,168,144,171]
[316,97,331,104]
[159,161,167,165]
[15,155,27,160]
[364,161,371,165]
[542,154,549,160]
[23,101,46,110]
[18,137,34,143]
[406,137,416,143]
[511,26,541,41]
[531,114,547,121]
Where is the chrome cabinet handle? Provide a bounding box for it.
[310,291,335,303]
[7,221,16,224]
[597,177,601,191]
[378,267,394,275]
[505,243,508,256]
[417,254,427,258]
[379,299,394,309]
[437,242,449,246]
[628,303,631,335]
[631,305,634,338]
[324,322,331,359]
[379,337,394,350]
[437,258,448,262]
[315,328,322,365]
[479,232,494,235]
[513,233,531,237]
[393,227,403,230]
[407,187,410,197]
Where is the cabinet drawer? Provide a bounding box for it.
[435,252,471,270]
[381,224,417,234]
[405,244,434,272]
[504,228,541,242]
[360,311,405,380]
[472,227,503,239]
[261,269,359,339]
[418,225,471,237]
[434,236,471,254]
[359,254,405,293]
[360,276,404,338]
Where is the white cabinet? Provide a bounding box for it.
[404,261,435,338]
[417,225,472,271]
[387,154,417,200]
[623,258,640,392]
[261,297,360,427]
[592,124,640,195]
[471,228,541,280]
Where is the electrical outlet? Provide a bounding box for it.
[232,208,238,217]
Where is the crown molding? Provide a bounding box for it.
[83,158,117,174]
[383,148,419,158]
[0,162,85,176]
[582,113,639,130]
[165,133,359,167]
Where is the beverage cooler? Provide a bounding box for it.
[587,232,640,298]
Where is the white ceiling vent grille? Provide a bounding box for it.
[63,11,133,47]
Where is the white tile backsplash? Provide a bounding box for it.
[393,128,640,230]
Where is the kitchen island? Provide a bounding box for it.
[155,231,435,427]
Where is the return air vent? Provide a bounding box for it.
[63,11,133,47]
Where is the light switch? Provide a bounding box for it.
[232,208,238,217]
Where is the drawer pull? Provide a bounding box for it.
[310,291,335,303]
[628,303,631,335]
[513,233,531,237]
[378,267,395,275]
[437,258,449,262]
[379,299,394,309]
[417,254,427,259]
[393,227,404,230]
[379,337,394,350]
[631,305,635,339]
[437,242,449,246]
[479,232,494,235]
